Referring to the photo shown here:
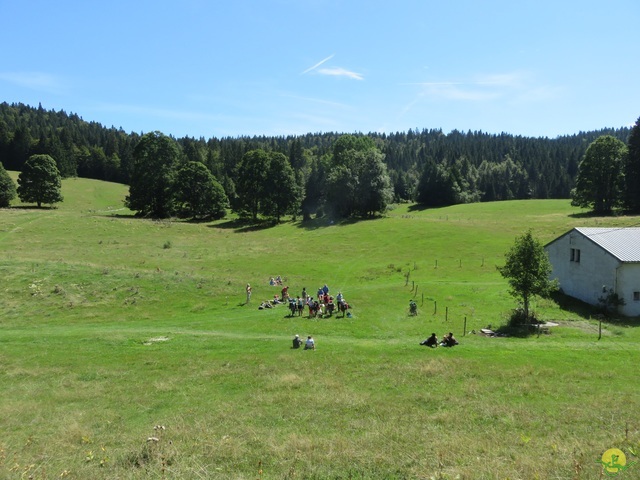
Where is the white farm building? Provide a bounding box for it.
[544,227,640,317]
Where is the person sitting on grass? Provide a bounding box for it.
[304,335,315,350]
[292,334,303,349]
[440,332,459,347]
[420,333,438,347]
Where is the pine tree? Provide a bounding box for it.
[624,117,640,213]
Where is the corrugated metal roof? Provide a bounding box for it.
[575,227,640,262]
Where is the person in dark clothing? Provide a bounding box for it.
[420,333,438,348]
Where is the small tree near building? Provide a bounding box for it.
[17,154,63,207]
[497,230,557,324]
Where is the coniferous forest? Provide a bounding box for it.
[0,101,632,217]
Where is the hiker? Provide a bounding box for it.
[420,333,438,347]
[296,296,304,316]
[409,300,417,315]
[304,335,315,350]
[292,334,303,349]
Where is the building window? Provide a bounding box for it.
[570,248,581,263]
[634,292,640,302]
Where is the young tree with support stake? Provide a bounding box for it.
[497,230,557,323]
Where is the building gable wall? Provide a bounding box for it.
[545,230,619,308]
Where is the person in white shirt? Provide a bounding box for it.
[304,335,315,350]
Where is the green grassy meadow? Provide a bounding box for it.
[1,174,639,479]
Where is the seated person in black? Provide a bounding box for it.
[420,333,438,347]
[292,334,303,349]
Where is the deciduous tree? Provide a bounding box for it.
[17,154,63,207]
[173,161,229,220]
[571,135,627,214]
[326,135,391,218]
[0,162,16,207]
[125,131,180,218]
[497,230,557,322]
[234,149,270,220]
[263,152,301,222]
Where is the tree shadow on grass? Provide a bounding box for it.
[295,215,385,231]
[210,218,278,233]
[567,210,624,219]
[407,204,450,213]
[8,205,57,210]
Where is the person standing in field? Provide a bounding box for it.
[246,283,252,304]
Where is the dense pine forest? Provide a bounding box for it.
[0,101,632,212]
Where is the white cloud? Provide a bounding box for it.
[96,102,224,123]
[301,55,363,80]
[301,54,335,75]
[0,71,66,94]
[316,67,363,80]
[405,71,548,102]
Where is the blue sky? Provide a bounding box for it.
[1,0,638,139]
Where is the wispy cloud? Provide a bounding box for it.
[316,67,363,80]
[397,70,560,122]
[301,54,335,75]
[96,102,225,123]
[404,71,540,101]
[301,55,363,80]
[0,71,66,94]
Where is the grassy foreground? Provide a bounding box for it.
[1,175,639,479]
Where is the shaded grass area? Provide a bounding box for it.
[1,177,639,479]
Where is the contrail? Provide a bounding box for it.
[301,54,335,75]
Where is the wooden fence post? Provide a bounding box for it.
[598,319,602,340]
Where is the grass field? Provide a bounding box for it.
[1,173,639,479]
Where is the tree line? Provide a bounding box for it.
[0,101,636,217]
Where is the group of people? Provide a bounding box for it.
[289,286,350,318]
[252,279,464,352]
[420,332,459,348]
[254,280,351,319]
[292,334,315,350]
